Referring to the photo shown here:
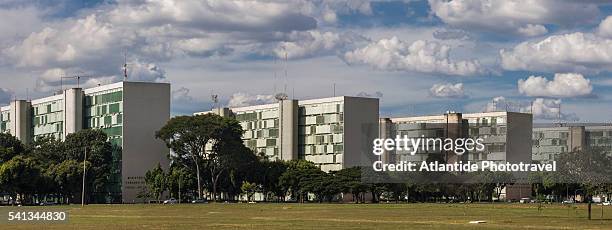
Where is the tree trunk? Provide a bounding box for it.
[195,161,202,199]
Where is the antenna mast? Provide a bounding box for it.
[211,94,219,114]
[123,51,128,81]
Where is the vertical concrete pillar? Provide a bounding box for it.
[9,100,31,143]
[64,88,83,138]
[379,118,393,164]
[278,99,298,161]
[445,112,464,163]
[569,126,585,152]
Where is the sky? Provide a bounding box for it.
[1,0,612,122]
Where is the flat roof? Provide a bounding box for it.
[385,111,530,122]
[31,94,63,105]
[193,96,377,115]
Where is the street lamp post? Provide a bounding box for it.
[82,147,87,207]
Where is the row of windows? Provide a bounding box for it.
[34,111,63,126]
[86,114,123,128]
[85,90,123,106]
[235,109,278,121]
[300,103,343,115]
[33,101,63,116]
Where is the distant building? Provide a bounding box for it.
[380,111,533,200]
[533,125,612,163]
[380,112,532,165]
[195,96,379,172]
[0,82,170,203]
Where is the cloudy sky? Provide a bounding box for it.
[1,0,612,122]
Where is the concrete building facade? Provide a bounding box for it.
[533,125,612,163]
[380,112,533,200]
[380,112,533,165]
[195,96,379,172]
[0,81,170,203]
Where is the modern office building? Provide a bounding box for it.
[380,111,533,200]
[380,112,533,165]
[0,81,170,203]
[195,96,379,172]
[533,125,612,163]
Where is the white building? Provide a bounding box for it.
[195,96,379,172]
[0,81,170,203]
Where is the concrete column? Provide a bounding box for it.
[379,118,393,164]
[569,126,585,152]
[444,112,464,163]
[64,88,84,138]
[278,99,298,161]
[9,100,31,143]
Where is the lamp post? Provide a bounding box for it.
[82,147,87,207]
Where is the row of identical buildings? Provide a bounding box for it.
[197,98,612,200]
[2,81,611,202]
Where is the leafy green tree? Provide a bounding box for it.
[258,160,288,201]
[166,165,195,202]
[47,159,84,204]
[145,163,167,201]
[63,130,113,203]
[0,155,41,204]
[279,160,322,202]
[0,133,24,163]
[241,181,257,202]
[156,114,223,199]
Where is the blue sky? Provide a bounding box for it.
[1,0,612,122]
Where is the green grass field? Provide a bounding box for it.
[2,203,612,229]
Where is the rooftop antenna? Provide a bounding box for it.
[333,83,336,97]
[283,48,288,94]
[62,73,93,89]
[211,94,219,114]
[123,50,130,81]
[273,54,278,95]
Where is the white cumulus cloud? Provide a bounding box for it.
[274,31,364,59]
[500,32,612,73]
[530,98,578,121]
[428,0,599,37]
[483,96,577,121]
[598,15,612,38]
[228,92,275,107]
[343,37,483,76]
[429,83,465,98]
[518,73,593,98]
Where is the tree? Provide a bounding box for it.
[0,155,41,204]
[156,114,223,199]
[63,129,114,203]
[157,113,255,202]
[258,160,288,201]
[0,133,24,163]
[47,159,84,204]
[279,160,322,202]
[555,149,612,220]
[241,181,256,202]
[166,165,195,202]
[145,163,167,201]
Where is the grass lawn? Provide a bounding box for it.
[2,203,612,229]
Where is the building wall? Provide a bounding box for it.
[10,100,31,143]
[195,96,380,172]
[0,106,10,134]
[121,82,170,203]
[505,112,533,164]
[341,97,379,169]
